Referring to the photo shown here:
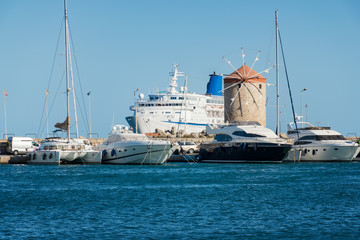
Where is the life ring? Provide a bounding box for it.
[111,149,116,157]
[43,153,46,160]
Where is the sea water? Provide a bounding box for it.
[1,162,360,239]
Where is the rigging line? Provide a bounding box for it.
[67,23,79,138]
[68,22,90,133]
[37,18,65,138]
[39,71,66,138]
[36,92,47,138]
[265,27,275,69]
[278,30,299,138]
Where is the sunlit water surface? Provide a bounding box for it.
[1,162,360,239]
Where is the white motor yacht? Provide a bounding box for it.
[95,125,177,165]
[284,122,360,162]
[198,121,292,163]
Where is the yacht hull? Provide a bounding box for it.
[198,142,292,163]
[101,142,176,165]
[284,145,360,162]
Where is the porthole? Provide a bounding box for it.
[334,148,338,151]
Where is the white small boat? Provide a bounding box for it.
[28,138,101,165]
[95,125,177,165]
[284,122,360,162]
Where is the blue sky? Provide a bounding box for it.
[0,0,359,138]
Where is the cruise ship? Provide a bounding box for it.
[126,65,224,134]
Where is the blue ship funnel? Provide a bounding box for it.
[206,72,223,96]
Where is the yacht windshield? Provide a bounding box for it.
[232,131,265,138]
[214,134,233,142]
[298,135,346,141]
[317,135,346,140]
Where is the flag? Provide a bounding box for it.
[46,90,49,95]
[54,117,70,130]
[87,91,90,96]
[4,91,8,96]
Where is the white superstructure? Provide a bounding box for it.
[126,65,224,134]
[284,122,360,162]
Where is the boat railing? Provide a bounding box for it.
[287,122,331,132]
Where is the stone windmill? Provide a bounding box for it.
[223,49,273,127]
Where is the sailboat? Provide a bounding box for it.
[28,0,101,165]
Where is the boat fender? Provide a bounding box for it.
[243,143,247,151]
[102,150,107,157]
[43,153,46,160]
[111,149,116,157]
[33,154,36,160]
[49,153,53,159]
[312,150,316,155]
[218,146,222,153]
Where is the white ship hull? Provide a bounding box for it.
[100,141,176,165]
[126,116,207,134]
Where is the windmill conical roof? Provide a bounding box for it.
[224,64,266,84]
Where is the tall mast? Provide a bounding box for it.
[275,10,280,135]
[64,0,70,142]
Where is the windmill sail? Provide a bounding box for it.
[223,63,267,126]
